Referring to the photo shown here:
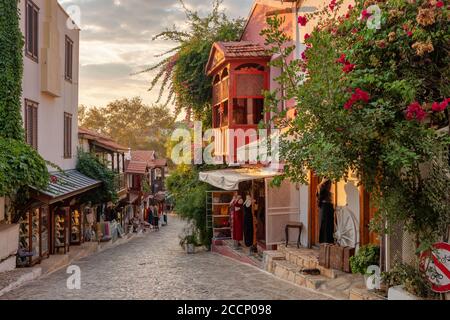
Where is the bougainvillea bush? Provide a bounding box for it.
[264,0,450,249]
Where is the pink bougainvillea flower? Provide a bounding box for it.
[50,175,58,183]
[351,28,358,34]
[355,88,370,103]
[298,16,308,26]
[361,9,371,20]
[344,88,371,110]
[407,31,413,37]
[348,4,353,10]
[343,63,356,73]
[431,99,448,112]
[406,102,427,121]
[345,13,350,19]
[436,1,444,8]
[304,33,310,41]
[329,0,337,11]
[337,54,347,64]
[301,51,307,61]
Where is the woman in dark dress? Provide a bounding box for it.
[317,179,335,244]
[243,195,254,248]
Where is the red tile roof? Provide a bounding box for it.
[131,151,167,168]
[206,41,271,75]
[125,161,147,174]
[216,41,269,59]
[79,127,128,152]
[131,150,155,163]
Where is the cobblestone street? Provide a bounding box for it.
[1,216,327,300]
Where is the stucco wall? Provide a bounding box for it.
[20,0,80,171]
[0,197,4,222]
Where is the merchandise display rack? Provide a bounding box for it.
[206,190,234,240]
[54,208,70,254]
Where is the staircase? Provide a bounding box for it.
[263,245,377,300]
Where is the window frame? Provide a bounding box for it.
[65,36,74,82]
[25,0,39,62]
[24,99,39,150]
[64,112,73,159]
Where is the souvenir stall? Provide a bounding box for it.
[70,207,83,245]
[17,204,50,267]
[52,206,70,254]
[201,168,301,253]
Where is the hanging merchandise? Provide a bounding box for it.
[243,195,254,248]
[232,195,244,242]
[17,207,48,267]
[54,208,70,254]
[70,209,83,245]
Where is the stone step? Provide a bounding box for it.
[281,246,339,279]
[272,260,329,290]
[262,250,286,273]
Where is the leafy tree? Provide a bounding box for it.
[76,151,118,205]
[0,1,49,210]
[166,164,211,246]
[78,97,175,157]
[137,0,245,126]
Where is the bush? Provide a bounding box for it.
[350,245,380,275]
[382,263,437,299]
[76,150,118,205]
[167,165,212,246]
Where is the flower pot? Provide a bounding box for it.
[388,285,424,300]
[186,243,196,254]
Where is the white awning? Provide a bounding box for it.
[199,167,282,191]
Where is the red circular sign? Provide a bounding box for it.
[421,242,450,293]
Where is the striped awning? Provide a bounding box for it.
[34,170,101,203]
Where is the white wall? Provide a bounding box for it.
[20,0,80,171]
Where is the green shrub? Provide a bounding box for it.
[350,245,380,275]
[382,263,437,299]
[76,150,118,205]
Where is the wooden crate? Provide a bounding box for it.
[343,247,356,273]
[319,243,331,268]
[329,245,345,271]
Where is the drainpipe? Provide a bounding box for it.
[294,1,301,60]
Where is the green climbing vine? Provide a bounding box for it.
[0,1,49,202]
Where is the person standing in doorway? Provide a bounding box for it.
[317,179,335,244]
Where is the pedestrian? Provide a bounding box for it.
[147,205,154,229]
[153,205,159,231]
[317,178,335,244]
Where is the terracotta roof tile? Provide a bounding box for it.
[125,161,147,174]
[216,41,269,59]
[131,150,155,163]
[79,127,128,151]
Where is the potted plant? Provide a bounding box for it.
[382,263,438,300]
[350,245,380,289]
[179,227,199,254]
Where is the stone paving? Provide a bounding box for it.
[0,216,328,300]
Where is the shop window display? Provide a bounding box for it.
[70,209,83,245]
[206,191,234,240]
[17,206,49,267]
[54,208,70,254]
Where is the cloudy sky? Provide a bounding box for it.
[58,0,254,109]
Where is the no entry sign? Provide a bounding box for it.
[421,242,450,293]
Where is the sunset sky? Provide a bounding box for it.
[58,0,254,109]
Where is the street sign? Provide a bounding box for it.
[421,242,450,293]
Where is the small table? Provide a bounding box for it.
[285,222,303,248]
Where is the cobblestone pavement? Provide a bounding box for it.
[1,216,328,300]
